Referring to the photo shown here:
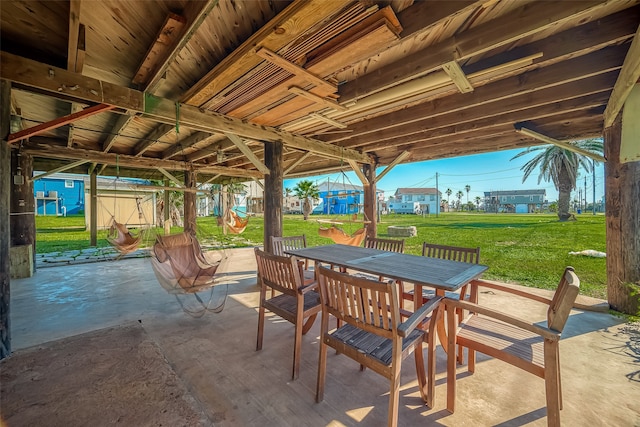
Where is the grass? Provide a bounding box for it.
[35,212,607,299]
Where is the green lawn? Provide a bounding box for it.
[35,212,607,299]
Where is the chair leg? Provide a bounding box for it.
[256,304,265,351]
[292,320,303,380]
[544,342,561,427]
[446,305,457,413]
[316,341,327,402]
[388,365,402,427]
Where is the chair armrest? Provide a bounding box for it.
[470,279,553,306]
[444,298,560,341]
[299,281,318,294]
[398,296,443,338]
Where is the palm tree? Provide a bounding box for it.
[293,180,320,220]
[464,184,471,208]
[445,188,452,211]
[511,139,603,221]
[475,196,482,211]
[456,190,464,211]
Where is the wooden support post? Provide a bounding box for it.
[221,185,228,235]
[264,141,283,253]
[184,170,197,235]
[1,79,12,358]
[604,113,640,315]
[90,170,97,247]
[163,178,171,235]
[10,149,35,272]
[362,163,377,240]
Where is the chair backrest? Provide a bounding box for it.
[254,248,303,296]
[422,242,480,264]
[271,235,307,256]
[364,236,405,253]
[547,266,580,332]
[317,266,398,338]
[152,232,219,290]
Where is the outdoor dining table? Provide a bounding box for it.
[285,243,489,350]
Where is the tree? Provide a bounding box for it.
[475,196,482,211]
[511,139,603,221]
[456,190,463,211]
[464,184,471,210]
[293,180,320,220]
[445,188,452,211]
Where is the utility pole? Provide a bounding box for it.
[435,172,439,217]
[584,175,587,212]
[592,159,596,215]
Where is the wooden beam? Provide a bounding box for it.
[376,150,410,182]
[339,0,609,102]
[102,113,135,152]
[32,160,89,181]
[133,13,187,87]
[257,47,337,93]
[604,23,640,127]
[67,0,82,72]
[347,159,368,185]
[8,103,115,144]
[253,177,265,190]
[161,131,211,159]
[515,126,606,162]
[442,61,473,93]
[66,103,83,147]
[284,151,312,174]
[134,123,174,156]
[288,86,347,111]
[0,79,11,358]
[198,174,220,188]
[1,52,372,164]
[224,133,270,175]
[309,113,347,129]
[20,143,264,179]
[157,167,183,187]
[183,0,350,106]
[146,0,219,92]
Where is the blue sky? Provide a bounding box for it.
[283,148,606,205]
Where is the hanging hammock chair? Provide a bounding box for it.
[150,232,229,316]
[227,210,249,234]
[318,225,367,246]
[107,219,143,255]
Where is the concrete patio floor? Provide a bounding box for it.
[2,247,639,426]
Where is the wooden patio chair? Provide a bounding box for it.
[315,266,443,427]
[271,235,315,285]
[444,267,580,427]
[254,248,321,380]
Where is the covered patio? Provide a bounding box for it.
[1,1,640,424]
[2,249,638,426]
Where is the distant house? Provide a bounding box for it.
[393,188,441,214]
[315,182,363,215]
[33,173,156,228]
[484,190,546,213]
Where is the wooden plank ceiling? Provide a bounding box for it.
[1,0,638,183]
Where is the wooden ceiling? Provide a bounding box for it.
[1,0,638,183]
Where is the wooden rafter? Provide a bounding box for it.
[288,87,347,111]
[67,0,82,72]
[224,133,270,175]
[604,23,640,127]
[1,51,372,163]
[309,113,347,129]
[102,113,134,152]
[256,47,337,93]
[157,167,183,187]
[347,159,368,185]
[375,150,411,183]
[20,143,264,179]
[8,103,115,144]
[134,123,174,156]
[183,0,351,106]
[132,13,187,87]
[284,151,312,175]
[339,0,612,102]
[161,131,211,159]
[32,160,89,181]
[515,126,606,162]
[442,61,473,93]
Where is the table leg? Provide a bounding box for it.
[414,284,449,355]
